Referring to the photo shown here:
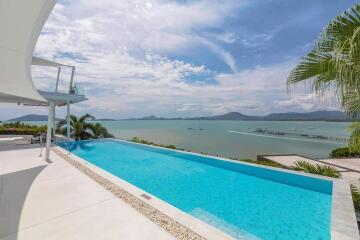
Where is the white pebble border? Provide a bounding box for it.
[52,148,206,240]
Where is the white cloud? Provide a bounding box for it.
[20,0,341,120]
[200,38,237,72]
[275,93,341,112]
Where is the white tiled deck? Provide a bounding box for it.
[0,141,174,240]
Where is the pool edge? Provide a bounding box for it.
[332,180,359,240]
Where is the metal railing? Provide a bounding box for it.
[54,66,84,95]
[32,58,85,96]
[53,66,74,94]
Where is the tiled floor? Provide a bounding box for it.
[0,141,174,240]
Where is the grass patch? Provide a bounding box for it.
[131,137,182,150]
[237,158,286,168]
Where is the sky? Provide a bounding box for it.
[1,0,359,120]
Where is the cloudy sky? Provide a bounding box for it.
[1,0,358,120]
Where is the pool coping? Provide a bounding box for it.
[57,138,359,240]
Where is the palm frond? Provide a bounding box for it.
[79,113,95,123]
[288,3,360,116]
[294,160,340,178]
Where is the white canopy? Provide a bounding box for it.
[32,57,71,68]
[0,0,57,104]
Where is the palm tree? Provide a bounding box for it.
[287,4,360,116]
[90,122,114,139]
[57,113,95,140]
[348,122,360,151]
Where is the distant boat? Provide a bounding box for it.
[188,127,204,131]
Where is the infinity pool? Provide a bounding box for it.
[59,139,332,240]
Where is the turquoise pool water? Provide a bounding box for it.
[59,139,333,240]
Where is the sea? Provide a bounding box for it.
[98,120,350,159]
[25,120,350,159]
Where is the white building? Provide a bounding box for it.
[0,0,87,160]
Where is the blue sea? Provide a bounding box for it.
[29,119,349,159]
[99,120,349,159]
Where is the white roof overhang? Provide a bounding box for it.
[32,57,72,68]
[0,0,57,104]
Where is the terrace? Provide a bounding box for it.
[0,140,174,240]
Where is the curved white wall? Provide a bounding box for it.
[0,0,56,103]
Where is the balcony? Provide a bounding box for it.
[31,57,87,106]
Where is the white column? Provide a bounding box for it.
[45,102,55,161]
[52,105,56,143]
[67,100,71,140]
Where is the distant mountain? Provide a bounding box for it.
[130,111,348,121]
[188,112,262,121]
[8,111,349,122]
[140,115,161,120]
[6,114,62,122]
[96,118,117,121]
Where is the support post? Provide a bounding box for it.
[52,105,56,143]
[69,66,75,93]
[45,102,55,161]
[55,67,61,92]
[67,100,71,140]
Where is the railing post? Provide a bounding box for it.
[55,67,61,92]
[69,66,75,93]
[52,105,56,143]
[67,100,71,140]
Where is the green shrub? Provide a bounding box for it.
[330,147,360,158]
[351,185,360,210]
[0,122,46,136]
[293,160,340,178]
[239,158,286,168]
[130,137,183,150]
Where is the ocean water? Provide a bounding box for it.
[98,120,349,159]
[59,139,332,240]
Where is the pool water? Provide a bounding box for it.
[59,140,333,240]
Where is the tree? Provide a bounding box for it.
[57,113,95,140]
[287,4,360,116]
[348,122,360,151]
[90,122,114,139]
[57,114,114,140]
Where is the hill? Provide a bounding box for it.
[130,110,348,121]
[6,114,62,122]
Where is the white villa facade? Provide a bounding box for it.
[0,0,87,160]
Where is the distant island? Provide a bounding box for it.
[5,111,351,122]
[6,114,63,122]
[127,111,349,122]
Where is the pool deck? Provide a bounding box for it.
[0,140,175,240]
